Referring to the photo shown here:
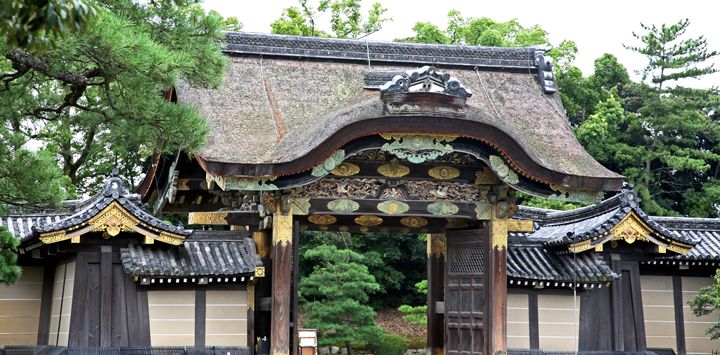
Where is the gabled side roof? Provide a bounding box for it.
[18,171,191,249]
[519,188,696,254]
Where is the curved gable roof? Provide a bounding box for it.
[176,32,623,192]
[30,171,190,247]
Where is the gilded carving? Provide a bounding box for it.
[156,232,184,246]
[188,211,229,225]
[489,155,519,185]
[255,266,266,278]
[427,234,446,257]
[474,167,499,185]
[211,174,278,191]
[377,200,410,214]
[39,230,68,244]
[294,178,382,199]
[380,134,456,164]
[427,201,459,216]
[327,199,360,213]
[490,218,508,250]
[474,202,493,220]
[428,166,460,180]
[247,282,255,310]
[377,159,411,178]
[272,213,293,246]
[176,178,191,190]
[507,219,535,233]
[331,162,360,177]
[312,150,346,177]
[308,214,337,225]
[287,197,310,215]
[400,216,428,228]
[88,202,140,236]
[355,215,383,226]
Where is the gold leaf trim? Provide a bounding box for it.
[331,162,360,176]
[400,216,428,228]
[354,215,383,226]
[377,159,410,178]
[377,200,410,215]
[308,214,337,225]
[428,166,460,180]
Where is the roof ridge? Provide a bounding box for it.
[222,31,542,69]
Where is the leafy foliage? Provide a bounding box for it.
[372,334,408,355]
[1,0,228,196]
[0,227,21,285]
[301,245,383,350]
[577,19,720,216]
[689,270,720,339]
[300,231,426,308]
[398,280,427,326]
[271,0,389,39]
[0,0,97,50]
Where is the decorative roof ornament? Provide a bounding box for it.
[379,66,472,117]
[534,52,557,94]
[380,66,472,98]
[32,171,191,246]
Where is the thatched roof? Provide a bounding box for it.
[175,32,622,190]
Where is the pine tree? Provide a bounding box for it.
[622,19,720,215]
[301,245,382,354]
[0,227,21,285]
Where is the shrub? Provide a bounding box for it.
[373,334,408,355]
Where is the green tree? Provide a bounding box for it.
[302,245,382,354]
[271,0,389,39]
[0,227,21,284]
[300,231,425,308]
[1,0,97,50]
[689,270,720,339]
[1,0,228,195]
[620,19,720,215]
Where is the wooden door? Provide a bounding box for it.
[445,228,488,355]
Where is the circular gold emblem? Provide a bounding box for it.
[308,215,337,225]
[400,216,429,228]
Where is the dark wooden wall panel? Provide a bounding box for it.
[37,265,56,345]
[673,276,686,355]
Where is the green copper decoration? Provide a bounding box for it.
[327,198,360,213]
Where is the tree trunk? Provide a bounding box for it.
[345,341,354,355]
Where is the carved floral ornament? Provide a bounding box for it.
[380,134,456,164]
[39,201,186,246]
[380,66,472,99]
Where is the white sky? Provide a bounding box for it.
[201,0,720,88]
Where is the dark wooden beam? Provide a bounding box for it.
[271,213,293,355]
[69,253,90,347]
[628,262,646,351]
[673,275,686,355]
[528,292,539,350]
[610,257,624,351]
[100,246,113,347]
[195,289,207,347]
[427,234,445,355]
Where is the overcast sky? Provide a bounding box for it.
[201,0,720,88]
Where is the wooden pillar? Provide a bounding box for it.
[253,229,272,353]
[488,213,508,354]
[271,213,293,355]
[248,281,256,354]
[427,234,445,355]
